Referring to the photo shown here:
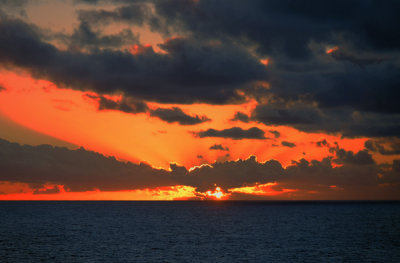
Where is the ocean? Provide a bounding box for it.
[0,201,399,262]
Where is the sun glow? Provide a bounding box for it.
[326,46,339,54]
[205,186,227,200]
[260,58,269,66]
[229,182,297,196]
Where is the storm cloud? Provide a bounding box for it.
[0,17,267,104]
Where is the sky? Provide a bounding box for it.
[0,0,399,200]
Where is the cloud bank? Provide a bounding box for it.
[0,138,398,199]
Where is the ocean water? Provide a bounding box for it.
[0,201,399,262]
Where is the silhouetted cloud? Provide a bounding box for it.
[209,144,229,151]
[0,138,172,191]
[332,148,375,166]
[251,103,400,138]
[0,17,267,104]
[269,130,280,138]
[33,185,61,195]
[365,139,400,155]
[87,94,148,114]
[231,112,250,123]
[196,127,266,140]
[281,141,296,148]
[86,95,209,125]
[0,138,398,199]
[150,107,210,125]
[316,139,329,147]
[1,0,400,140]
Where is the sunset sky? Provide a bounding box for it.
[0,0,399,200]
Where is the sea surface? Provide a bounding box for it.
[0,201,399,262]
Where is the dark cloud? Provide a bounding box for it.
[230,112,250,123]
[269,130,280,138]
[316,139,329,147]
[77,2,151,27]
[365,139,400,155]
[196,127,266,140]
[110,0,400,138]
[66,21,139,50]
[81,1,400,55]
[0,139,398,199]
[330,48,387,68]
[252,103,324,126]
[1,1,400,140]
[393,160,400,173]
[209,144,229,151]
[333,149,375,166]
[281,141,296,148]
[0,138,173,191]
[87,94,148,114]
[86,95,209,125]
[33,186,61,195]
[150,107,210,125]
[0,17,267,104]
[0,85,5,92]
[251,103,400,138]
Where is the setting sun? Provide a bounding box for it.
[205,186,227,200]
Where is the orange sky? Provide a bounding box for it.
[0,68,372,200]
[0,1,397,200]
[0,69,367,170]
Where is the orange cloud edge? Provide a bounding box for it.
[0,183,295,201]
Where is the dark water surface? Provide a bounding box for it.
[0,201,399,262]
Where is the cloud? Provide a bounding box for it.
[230,112,250,123]
[316,139,329,147]
[332,148,375,166]
[0,138,398,199]
[65,21,139,51]
[0,85,5,92]
[87,94,148,114]
[33,185,61,195]
[251,102,400,138]
[150,107,210,125]
[0,17,267,104]
[365,139,400,156]
[0,138,172,192]
[0,0,29,16]
[281,141,296,148]
[77,2,151,26]
[86,95,209,125]
[86,0,400,139]
[196,127,266,140]
[209,144,229,151]
[1,1,400,141]
[78,1,400,55]
[269,130,280,138]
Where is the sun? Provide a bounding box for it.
[205,186,227,200]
